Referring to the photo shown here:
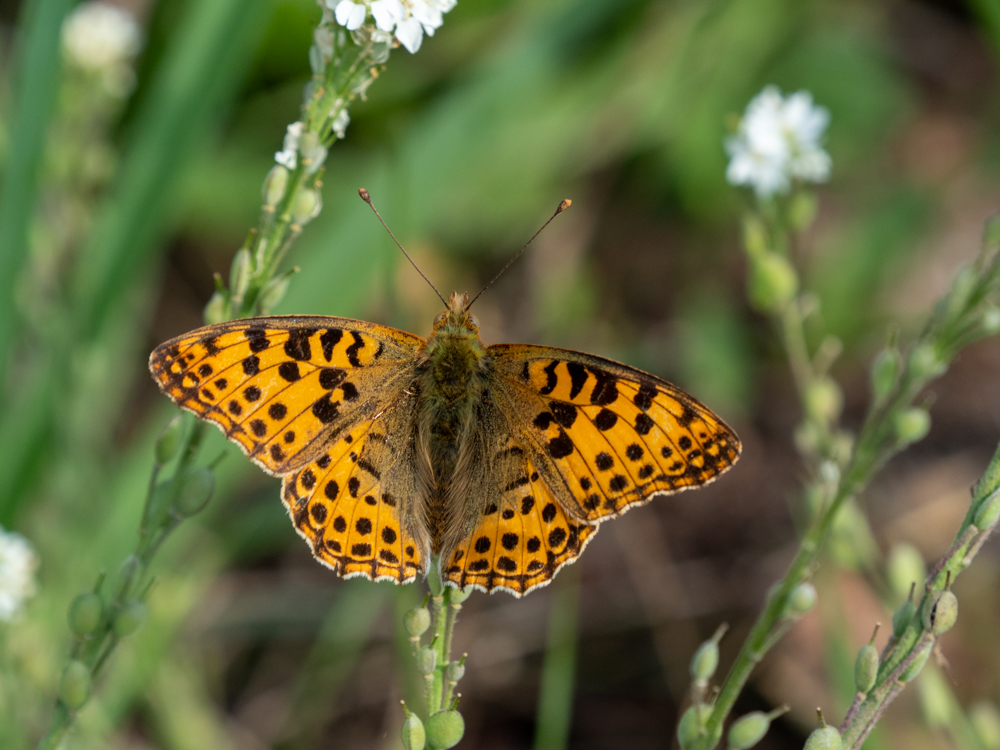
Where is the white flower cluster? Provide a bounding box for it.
[61,1,142,96]
[725,86,831,199]
[0,526,38,622]
[328,0,456,53]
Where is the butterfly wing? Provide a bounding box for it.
[441,344,740,596]
[149,316,431,582]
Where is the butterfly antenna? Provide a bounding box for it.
[468,199,572,309]
[359,188,447,306]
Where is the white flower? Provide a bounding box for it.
[275,122,304,170]
[62,2,142,71]
[332,0,366,30]
[327,0,456,54]
[725,85,831,198]
[0,527,39,622]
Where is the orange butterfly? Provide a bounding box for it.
[149,199,740,596]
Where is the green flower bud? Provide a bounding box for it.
[262,165,289,208]
[690,639,720,682]
[982,307,1000,335]
[259,276,290,313]
[204,290,228,325]
[417,646,437,676]
[727,707,787,749]
[805,378,843,424]
[784,583,817,619]
[908,343,946,381]
[894,408,931,445]
[748,252,798,313]
[892,599,916,639]
[445,661,465,683]
[401,705,426,750]
[404,607,431,638]
[174,467,214,518]
[887,545,925,604]
[60,661,91,711]
[870,348,900,404]
[970,700,1000,750]
[449,586,472,604]
[900,643,931,682]
[677,704,709,749]
[155,416,183,465]
[854,635,879,695]
[973,488,1000,531]
[292,188,322,226]
[68,592,103,636]
[921,589,958,635]
[425,710,465,750]
[788,191,818,231]
[229,248,252,298]
[804,726,843,750]
[742,215,769,258]
[113,601,147,637]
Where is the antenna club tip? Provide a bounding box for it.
[557,199,572,213]
[358,188,371,203]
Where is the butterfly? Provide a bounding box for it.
[149,203,741,597]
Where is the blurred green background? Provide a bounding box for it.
[2,0,1000,748]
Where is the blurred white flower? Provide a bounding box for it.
[275,122,304,170]
[62,2,142,96]
[332,108,350,139]
[327,0,456,53]
[0,527,39,622]
[725,85,831,198]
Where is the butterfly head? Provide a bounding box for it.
[432,291,480,335]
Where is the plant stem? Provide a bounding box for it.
[533,564,581,750]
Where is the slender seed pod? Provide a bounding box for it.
[174,467,214,518]
[893,583,917,639]
[973,488,1000,531]
[68,592,103,636]
[677,705,709,749]
[870,348,901,404]
[154,416,183,465]
[113,601,147,637]
[400,704,426,750]
[854,624,880,695]
[727,707,789,749]
[900,643,932,682]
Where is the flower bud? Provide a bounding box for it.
[742,215,769,258]
[445,661,465,683]
[155,416,183,465]
[291,188,322,226]
[973,487,1000,531]
[203,290,228,325]
[174,467,214,518]
[727,707,787,749]
[68,592,103,636]
[804,726,843,750]
[263,165,289,208]
[900,643,931,682]
[805,378,842,424]
[60,660,91,711]
[908,343,946,381]
[788,191,818,232]
[425,710,465,750]
[404,607,431,638]
[401,705,426,750]
[892,599,915,640]
[921,589,958,635]
[870,348,900,404]
[854,635,879,695]
[113,601,147,637]
[970,700,1000,750]
[677,704,709,749]
[748,252,798,313]
[259,275,290,313]
[894,408,930,445]
[417,646,437,676]
[690,639,720,682]
[887,545,925,604]
[784,583,817,619]
[229,248,252,298]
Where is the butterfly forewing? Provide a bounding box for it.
[489,345,741,523]
[149,316,429,584]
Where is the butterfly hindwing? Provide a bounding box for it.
[148,316,424,475]
[489,345,741,523]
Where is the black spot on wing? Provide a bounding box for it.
[312,394,340,423]
[567,361,587,400]
[285,328,316,361]
[634,383,657,411]
[539,360,559,395]
[320,328,343,361]
[589,369,618,406]
[247,328,269,353]
[346,332,365,367]
[549,401,577,428]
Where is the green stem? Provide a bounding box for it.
[533,564,581,750]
